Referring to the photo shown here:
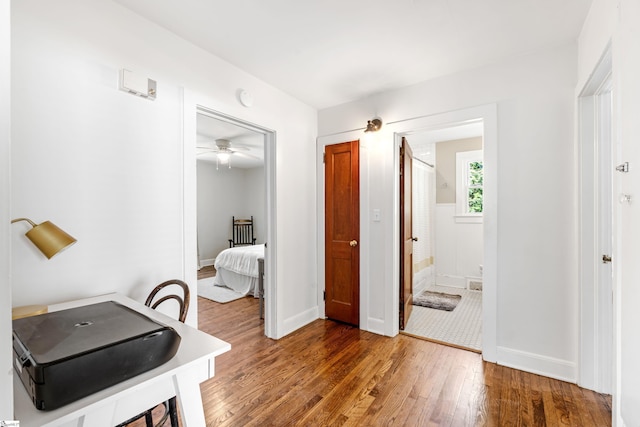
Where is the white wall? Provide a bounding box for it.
[197,162,265,264]
[10,0,317,337]
[1,0,12,419]
[319,43,578,381]
[434,204,483,287]
[244,167,267,244]
[433,138,483,287]
[579,1,640,425]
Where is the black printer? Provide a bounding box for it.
[12,300,181,410]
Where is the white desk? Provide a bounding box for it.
[13,293,231,427]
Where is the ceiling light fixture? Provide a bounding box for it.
[364,118,382,133]
[216,149,232,170]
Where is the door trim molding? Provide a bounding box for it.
[182,90,278,338]
[577,43,614,393]
[387,104,498,362]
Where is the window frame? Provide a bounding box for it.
[455,149,483,223]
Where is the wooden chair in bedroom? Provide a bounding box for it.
[228,215,257,247]
[115,279,190,427]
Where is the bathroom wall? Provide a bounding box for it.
[435,137,483,287]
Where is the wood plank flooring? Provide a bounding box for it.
[195,296,611,426]
[130,271,611,426]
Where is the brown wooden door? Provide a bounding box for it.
[325,140,360,326]
[400,137,414,330]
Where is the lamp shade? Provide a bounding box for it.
[12,218,77,259]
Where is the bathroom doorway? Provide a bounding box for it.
[400,123,484,352]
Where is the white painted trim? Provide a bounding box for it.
[454,215,483,224]
[387,104,498,363]
[366,318,386,336]
[182,91,278,338]
[282,306,319,338]
[0,0,12,418]
[198,258,215,268]
[497,347,577,383]
[455,149,483,217]
[577,43,614,394]
[436,274,466,288]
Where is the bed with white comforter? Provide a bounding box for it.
[213,244,264,297]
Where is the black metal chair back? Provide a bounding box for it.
[228,216,256,247]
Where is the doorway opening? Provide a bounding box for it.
[400,123,484,353]
[183,99,277,338]
[195,112,266,313]
[385,104,497,361]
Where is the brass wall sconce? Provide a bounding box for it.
[364,118,382,133]
[11,218,77,259]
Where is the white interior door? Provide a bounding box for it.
[578,49,613,394]
[596,87,613,394]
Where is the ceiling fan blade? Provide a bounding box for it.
[196,148,219,156]
[234,152,263,160]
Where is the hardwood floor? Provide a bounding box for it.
[195,296,612,426]
[128,270,611,426]
[198,265,216,280]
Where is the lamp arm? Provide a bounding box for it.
[11,218,37,227]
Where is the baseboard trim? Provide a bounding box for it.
[199,258,215,268]
[365,318,386,336]
[436,274,466,288]
[281,306,319,338]
[497,346,576,383]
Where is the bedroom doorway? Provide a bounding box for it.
[195,113,266,271]
[183,100,277,338]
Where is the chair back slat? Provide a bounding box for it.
[229,216,256,247]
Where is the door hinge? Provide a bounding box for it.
[616,162,629,173]
[323,152,326,163]
[323,290,326,301]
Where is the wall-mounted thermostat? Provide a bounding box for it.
[119,69,156,100]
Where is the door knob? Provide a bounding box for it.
[350,240,358,247]
[602,254,612,263]
[412,237,418,242]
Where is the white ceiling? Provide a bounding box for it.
[197,113,264,169]
[114,0,592,110]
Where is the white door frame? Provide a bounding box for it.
[386,104,498,362]
[182,91,278,338]
[577,44,614,394]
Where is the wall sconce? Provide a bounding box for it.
[11,218,77,259]
[364,118,382,133]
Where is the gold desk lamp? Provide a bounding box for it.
[11,217,77,319]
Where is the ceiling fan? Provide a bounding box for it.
[196,138,253,169]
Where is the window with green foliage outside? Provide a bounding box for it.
[456,149,483,219]
[467,161,483,213]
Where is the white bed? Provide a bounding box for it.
[213,244,264,297]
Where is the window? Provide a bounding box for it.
[456,150,483,222]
